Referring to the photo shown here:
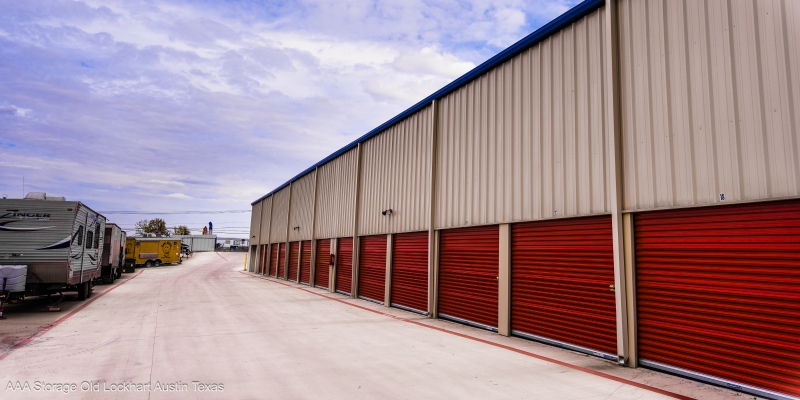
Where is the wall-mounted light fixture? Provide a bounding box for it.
[381,209,393,216]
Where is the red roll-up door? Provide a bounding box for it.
[269,244,278,277]
[438,225,498,330]
[336,237,353,295]
[358,235,387,304]
[288,241,300,282]
[300,240,311,285]
[277,243,286,279]
[635,200,800,398]
[511,216,617,358]
[391,231,428,314]
[315,239,330,289]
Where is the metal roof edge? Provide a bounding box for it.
[251,0,604,205]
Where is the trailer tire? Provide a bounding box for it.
[154,260,162,267]
[77,282,88,301]
[145,260,153,268]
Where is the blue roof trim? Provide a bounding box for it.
[252,0,604,205]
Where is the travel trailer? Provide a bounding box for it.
[0,193,106,300]
[99,223,126,283]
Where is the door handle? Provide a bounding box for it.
[609,284,615,292]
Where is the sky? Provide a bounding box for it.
[0,0,580,238]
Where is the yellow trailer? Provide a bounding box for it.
[130,238,182,267]
[124,237,136,272]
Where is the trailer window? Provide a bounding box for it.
[76,226,84,246]
[86,230,93,249]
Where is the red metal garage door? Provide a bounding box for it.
[635,200,800,399]
[358,235,386,304]
[438,225,498,331]
[300,240,311,285]
[315,239,330,289]
[288,241,300,282]
[511,216,617,359]
[391,231,428,314]
[277,243,286,279]
[336,237,353,295]
[269,244,278,277]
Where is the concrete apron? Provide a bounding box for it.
[0,252,755,400]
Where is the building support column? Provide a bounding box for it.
[427,100,440,318]
[351,143,363,299]
[604,0,629,366]
[429,230,440,318]
[623,213,638,367]
[310,168,320,288]
[384,234,393,307]
[352,236,360,298]
[329,238,337,293]
[498,224,511,336]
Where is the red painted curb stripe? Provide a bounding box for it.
[0,270,144,362]
[216,252,229,262]
[242,271,695,400]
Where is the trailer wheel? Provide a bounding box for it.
[145,260,153,268]
[154,260,162,267]
[77,282,88,301]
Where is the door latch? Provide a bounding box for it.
[609,284,615,292]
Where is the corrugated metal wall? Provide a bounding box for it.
[249,201,263,244]
[289,171,316,241]
[270,188,291,243]
[619,0,800,211]
[315,149,359,239]
[259,196,273,245]
[435,6,611,230]
[358,107,433,236]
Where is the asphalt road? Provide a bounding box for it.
[0,252,755,399]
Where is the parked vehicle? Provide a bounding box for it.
[130,237,181,267]
[0,193,106,301]
[124,237,136,272]
[99,223,125,283]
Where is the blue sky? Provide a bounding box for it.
[0,0,579,237]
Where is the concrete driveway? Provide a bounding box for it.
[0,252,756,399]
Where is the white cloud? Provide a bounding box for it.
[391,46,475,78]
[0,0,581,237]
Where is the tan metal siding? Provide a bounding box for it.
[315,149,358,239]
[249,201,263,244]
[270,188,290,243]
[619,0,800,211]
[289,171,316,241]
[259,196,273,244]
[358,106,433,236]
[435,7,611,230]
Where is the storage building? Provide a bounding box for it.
[248,1,800,398]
